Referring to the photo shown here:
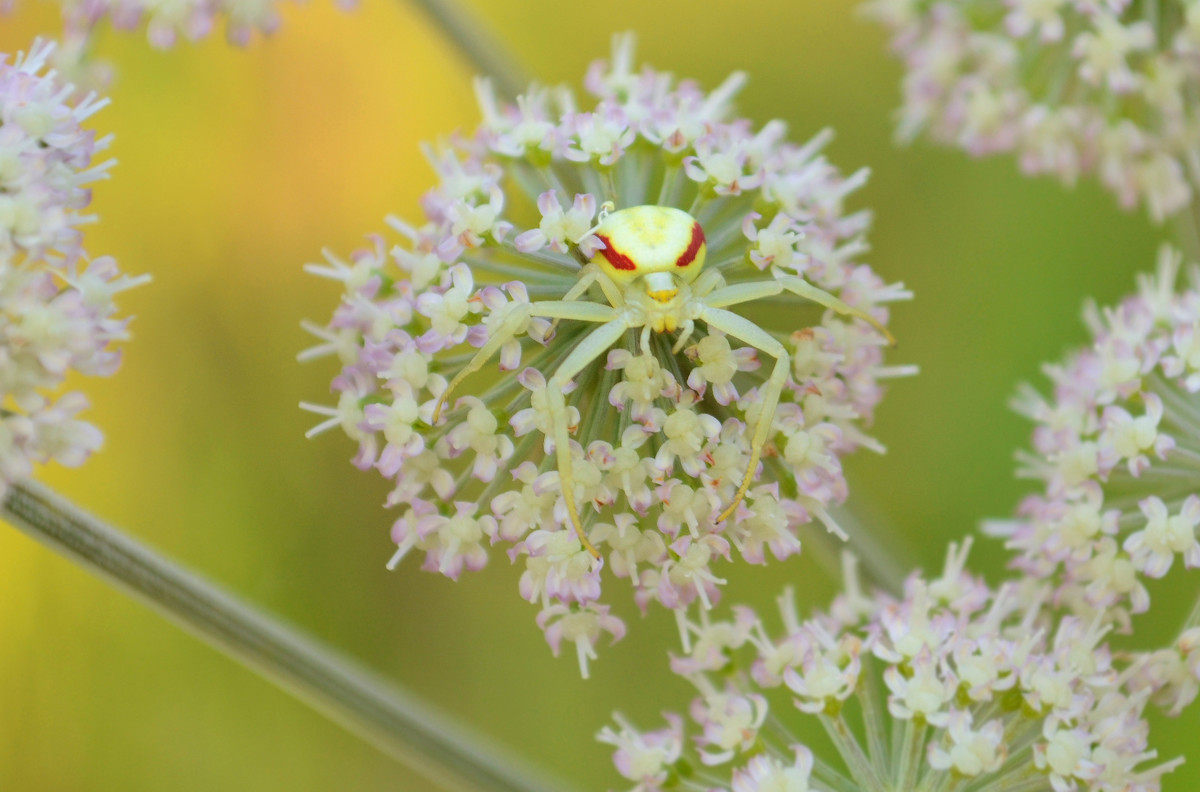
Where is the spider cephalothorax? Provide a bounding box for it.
[433,204,893,558]
[594,205,705,291]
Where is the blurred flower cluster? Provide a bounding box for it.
[600,251,1200,791]
[0,40,144,497]
[304,35,911,674]
[4,0,307,49]
[865,0,1200,222]
[996,245,1200,629]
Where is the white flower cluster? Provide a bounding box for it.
[303,35,911,674]
[0,40,144,496]
[600,543,1183,792]
[996,247,1200,630]
[865,0,1200,221]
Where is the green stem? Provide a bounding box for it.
[857,661,892,778]
[818,713,889,792]
[826,505,911,596]
[1180,583,1200,633]
[3,479,570,792]
[1172,198,1200,262]
[405,0,529,99]
[894,717,928,791]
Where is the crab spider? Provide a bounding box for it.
[432,205,893,559]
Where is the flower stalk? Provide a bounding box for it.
[406,0,529,99]
[2,479,570,792]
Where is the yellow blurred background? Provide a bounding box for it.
[1,1,1194,789]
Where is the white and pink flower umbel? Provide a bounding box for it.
[865,0,1200,221]
[0,40,145,497]
[303,35,911,674]
[600,543,1182,792]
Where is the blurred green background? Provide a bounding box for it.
[1,1,1192,789]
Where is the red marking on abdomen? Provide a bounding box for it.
[595,234,637,271]
[675,222,705,268]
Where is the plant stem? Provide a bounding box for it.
[895,717,928,792]
[406,0,529,98]
[1172,199,1200,262]
[818,713,889,792]
[828,505,911,595]
[1181,582,1200,632]
[3,478,570,792]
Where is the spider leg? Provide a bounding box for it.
[433,303,531,424]
[703,279,785,309]
[775,275,895,346]
[547,266,624,335]
[639,325,653,355]
[556,265,624,308]
[533,301,619,323]
[546,316,632,559]
[558,264,604,304]
[432,300,618,423]
[695,305,791,524]
[673,280,784,354]
[591,268,625,308]
[671,319,695,354]
[689,268,726,299]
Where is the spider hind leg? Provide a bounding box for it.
[693,305,791,525]
[545,316,631,559]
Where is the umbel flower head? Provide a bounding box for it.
[303,34,911,675]
[600,543,1183,792]
[0,39,145,496]
[865,0,1200,222]
[993,246,1200,631]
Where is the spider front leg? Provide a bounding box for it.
[432,299,618,423]
[545,265,624,337]
[775,275,895,346]
[558,264,624,308]
[694,305,791,524]
[705,276,894,346]
[545,316,632,559]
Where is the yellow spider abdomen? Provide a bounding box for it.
[590,206,707,294]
